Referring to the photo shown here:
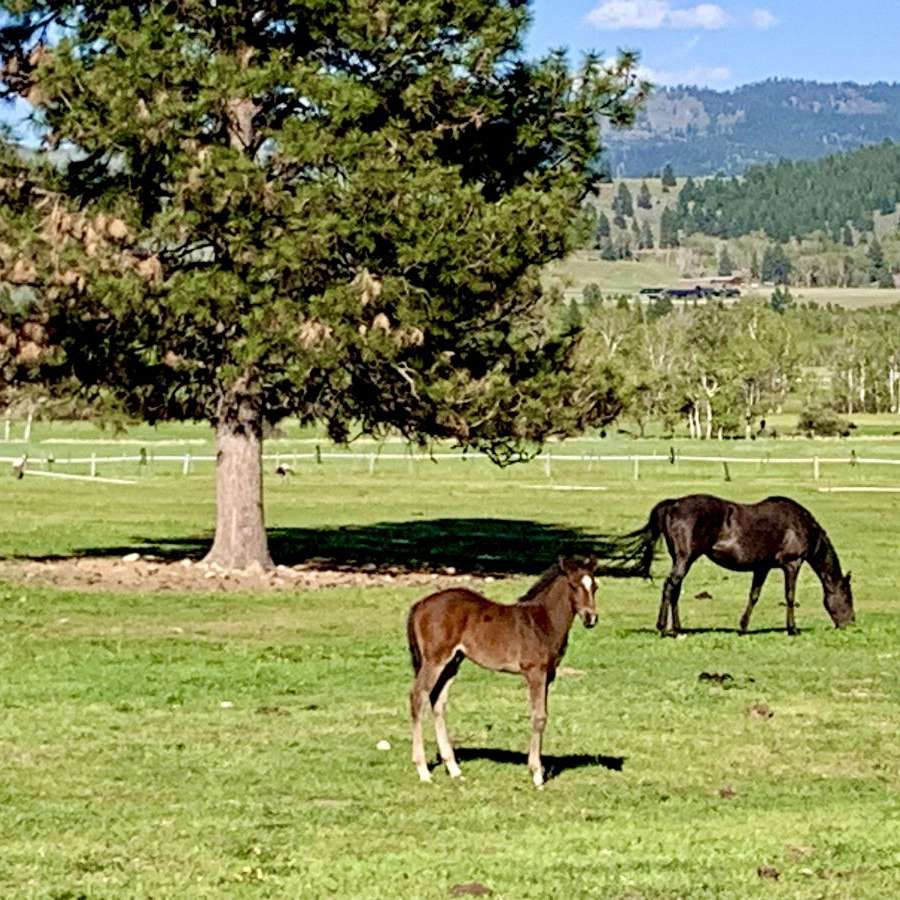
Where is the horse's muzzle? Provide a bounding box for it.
[583,612,598,629]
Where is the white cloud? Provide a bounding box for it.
[587,1,669,29]
[750,8,779,29]
[586,1,730,30]
[668,4,729,29]
[639,63,733,86]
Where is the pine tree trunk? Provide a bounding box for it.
[203,384,273,571]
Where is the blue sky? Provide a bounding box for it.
[527,1,896,89]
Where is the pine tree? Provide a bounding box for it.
[594,211,612,246]
[717,247,734,277]
[599,239,619,260]
[563,298,583,333]
[640,221,654,250]
[582,283,603,308]
[0,3,646,568]
[769,285,795,314]
[661,163,677,188]
[761,244,792,284]
[750,250,761,280]
[868,237,889,284]
[637,181,652,209]
[614,182,634,218]
[659,207,679,248]
[842,225,855,247]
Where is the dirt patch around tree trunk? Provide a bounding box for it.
[0,556,499,593]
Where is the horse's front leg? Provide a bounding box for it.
[739,568,769,633]
[524,668,550,788]
[783,561,801,635]
[410,663,441,783]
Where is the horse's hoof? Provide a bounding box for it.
[532,770,545,788]
[447,765,463,779]
[417,768,433,783]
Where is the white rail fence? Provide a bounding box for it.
[5,448,900,483]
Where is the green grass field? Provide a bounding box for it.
[2,421,900,897]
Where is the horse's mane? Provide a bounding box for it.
[516,563,565,604]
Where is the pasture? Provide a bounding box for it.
[2,422,900,897]
[547,250,900,308]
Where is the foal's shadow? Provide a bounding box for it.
[447,747,625,782]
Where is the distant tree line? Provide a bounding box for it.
[673,141,900,243]
[567,292,900,438]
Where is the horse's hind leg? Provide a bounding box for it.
[432,654,463,779]
[410,663,442,782]
[739,568,769,633]
[658,558,691,635]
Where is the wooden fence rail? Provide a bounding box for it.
[5,449,900,483]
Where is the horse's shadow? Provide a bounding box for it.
[625,626,795,637]
[443,747,626,782]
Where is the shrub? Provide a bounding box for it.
[797,407,850,437]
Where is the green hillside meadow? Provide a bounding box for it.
[1,421,899,897]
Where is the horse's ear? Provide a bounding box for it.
[558,556,567,573]
[587,555,598,572]
[845,571,852,583]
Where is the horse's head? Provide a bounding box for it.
[825,571,855,628]
[559,556,598,628]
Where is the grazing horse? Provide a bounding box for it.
[406,557,598,787]
[621,494,854,635]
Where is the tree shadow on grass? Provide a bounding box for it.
[447,746,626,782]
[61,517,631,577]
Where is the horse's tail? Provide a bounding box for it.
[595,500,669,579]
[406,605,422,675]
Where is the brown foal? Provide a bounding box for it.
[406,557,598,787]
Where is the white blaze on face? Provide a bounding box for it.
[581,574,593,593]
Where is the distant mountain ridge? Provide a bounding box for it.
[601,79,900,177]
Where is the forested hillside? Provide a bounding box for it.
[603,79,900,176]
[583,140,900,288]
[676,141,900,242]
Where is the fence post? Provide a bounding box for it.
[813,456,820,481]
[632,456,640,481]
[90,453,97,478]
[368,453,376,475]
[182,453,191,476]
[544,450,552,478]
[722,461,731,482]
[2,419,9,442]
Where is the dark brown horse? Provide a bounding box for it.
[618,494,854,635]
[406,557,598,787]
